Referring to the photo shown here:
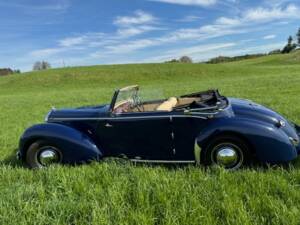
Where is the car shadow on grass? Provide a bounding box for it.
[2,152,300,171]
[0,149,24,168]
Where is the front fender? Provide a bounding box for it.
[196,118,297,163]
[19,123,103,164]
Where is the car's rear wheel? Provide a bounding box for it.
[26,140,62,169]
[201,135,251,170]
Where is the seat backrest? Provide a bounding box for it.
[156,97,177,111]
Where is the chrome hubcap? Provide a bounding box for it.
[212,143,243,169]
[38,148,60,166]
[216,148,238,167]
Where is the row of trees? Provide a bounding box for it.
[165,56,193,63]
[0,60,51,77]
[0,68,21,76]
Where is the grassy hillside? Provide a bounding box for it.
[1,51,300,224]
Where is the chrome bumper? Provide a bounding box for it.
[16,151,21,160]
[294,124,300,153]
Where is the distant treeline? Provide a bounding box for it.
[0,68,21,76]
[206,54,267,64]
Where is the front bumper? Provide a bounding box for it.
[294,124,300,153]
[16,151,21,160]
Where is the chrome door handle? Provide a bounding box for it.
[105,123,113,128]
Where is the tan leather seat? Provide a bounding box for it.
[156,97,177,111]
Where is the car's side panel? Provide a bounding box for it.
[96,112,174,160]
[196,118,297,163]
[172,117,206,160]
[19,123,103,164]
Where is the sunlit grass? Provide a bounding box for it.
[0,51,300,224]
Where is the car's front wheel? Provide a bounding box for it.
[26,140,62,169]
[201,135,251,170]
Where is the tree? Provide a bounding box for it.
[282,36,297,53]
[297,28,300,46]
[0,68,13,76]
[179,56,193,63]
[165,59,179,63]
[288,35,293,45]
[33,61,51,71]
[268,49,281,55]
[13,69,21,74]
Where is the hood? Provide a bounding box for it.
[230,98,299,143]
[230,98,282,125]
[47,104,110,121]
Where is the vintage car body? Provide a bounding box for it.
[18,85,300,169]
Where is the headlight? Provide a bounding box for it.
[289,137,299,147]
[276,120,286,128]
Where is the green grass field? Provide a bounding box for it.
[1,51,300,224]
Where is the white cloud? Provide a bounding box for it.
[263,34,276,40]
[142,41,284,63]
[117,26,164,38]
[58,33,104,47]
[244,4,300,22]
[149,0,217,6]
[177,15,203,22]
[59,36,85,47]
[213,4,300,28]
[114,10,156,26]
[94,5,296,55]
[264,0,291,7]
[30,48,64,57]
[112,11,161,38]
[216,17,241,26]
[28,4,296,65]
[0,1,70,11]
[105,39,157,54]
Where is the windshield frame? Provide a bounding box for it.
[109,85,139,113]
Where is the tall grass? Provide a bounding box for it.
[0,51,300,224]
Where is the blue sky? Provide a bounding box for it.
[0,0,299,71]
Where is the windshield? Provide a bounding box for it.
[112,85,140,112]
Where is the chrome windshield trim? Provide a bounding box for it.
[119,85,139,92]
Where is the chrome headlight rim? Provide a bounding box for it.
[289,137,300,147]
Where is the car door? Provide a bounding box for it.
[96,111,174,160]
[171,112,208,161]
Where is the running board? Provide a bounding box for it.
[130,159,195,164]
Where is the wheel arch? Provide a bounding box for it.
[198,130,256,154]
[195,118,297,163]
[19,123,103,164]
[195,130,256,166]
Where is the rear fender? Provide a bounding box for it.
[196,118,297,163]
[19,123,103,164]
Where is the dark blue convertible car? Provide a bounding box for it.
[18,85,300,169]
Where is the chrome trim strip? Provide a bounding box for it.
[189,106,218,112]
[194,141,201,165]
[49,114,209,121]
[190,111,218,115]
[130,159,195,163]
[44,110,53,122]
